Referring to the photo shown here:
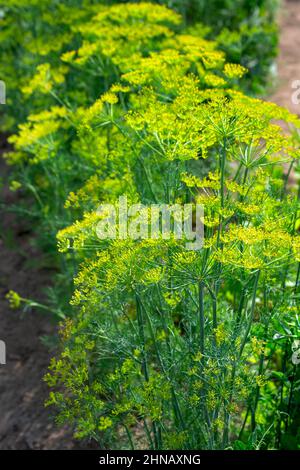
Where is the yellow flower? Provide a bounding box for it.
[214,323,227,346]
[9,180,21,191]
[101,92,119,105]
[6,290,22,309]
[98,416,113,431]
[224,63,248,79]
[22,64,67,96]
[256,375,267,387]
[193,351,203,362]
[251,337,265,355]
[143,267,164,285]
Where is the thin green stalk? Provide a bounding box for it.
[140,296,185,431]
[276,341,288,449]
[223,271,260,446]
[216,139,227,253]
[143,419,154,449]
[198,281,212,443]
[238,407,250,440]
[295,262,300,294]
[282,159,295,199]
[220,138,227,210]
[136,293,149,382]
[234,286,246,336]
[251,340,267,432]
[251,286,270,431]
[286,364,297,432]
[136,293,160,448]
[206,284,217,337]
[239,270,260,358]
[123,423,135,450]
[198,281,205,356]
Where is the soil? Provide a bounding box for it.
[269,0,300,114]
[0,0,299,451]
[0,137,87,449]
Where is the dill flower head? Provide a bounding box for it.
[6,290,22,309]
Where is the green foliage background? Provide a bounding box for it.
[111,0,280,92]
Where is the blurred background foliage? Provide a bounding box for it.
[112,0,280,93]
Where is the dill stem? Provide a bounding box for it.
[295,262,300,293]
[251,340,266,432]
[141,297,185,431]
[239,270,260,358]
[238,407,250,440]
[276,341,288,448]
[251,286,270,431]
[234,286,246,335]
[123,423,135,450]
[136,293,160,449]
[286,364,297,431]
[198,281,212,440]
[136,294,149,381]
[282,159,295,199]
[154,286,186,430]
[199,281,205,356]
[206,284,217,349]
[224,271,260,446]
[206,284,217,332]
[220,138,227,210]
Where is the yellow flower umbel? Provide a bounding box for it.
[6,290,22,309]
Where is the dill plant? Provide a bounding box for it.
[1,1,299,451]
[45,13,299,449]
[108,0,280,92]
[45,85,300,448]
[0,0,279,131]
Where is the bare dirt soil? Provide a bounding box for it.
[0,137,86,449]
[0,0,299,451]
[269,0,300,113]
